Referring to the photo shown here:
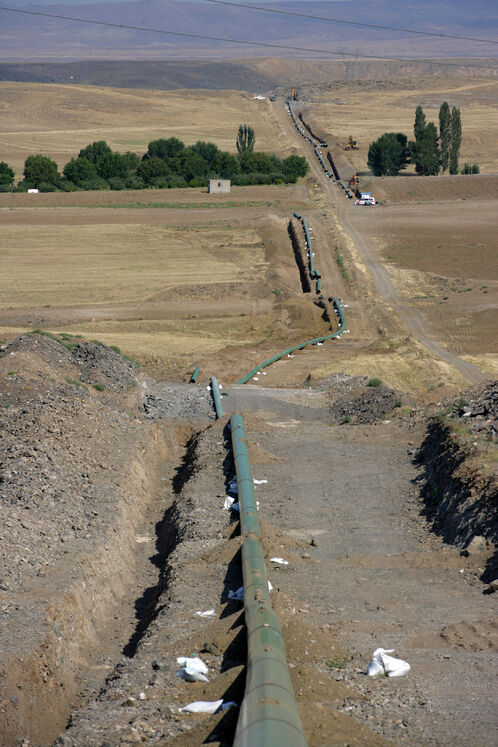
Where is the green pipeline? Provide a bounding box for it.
[190,365,200,383]
[230,414,308,747]
[210,375,223,419]
[235,298,345,384]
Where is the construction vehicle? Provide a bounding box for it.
[348,173,360,191]
[345,135,359,150]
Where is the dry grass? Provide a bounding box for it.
[0,82,284,179]
[309,78,498,173]
[0,223,266,308]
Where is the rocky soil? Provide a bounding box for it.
[0,335,496,746]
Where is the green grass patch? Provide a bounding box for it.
[367,378,382,387]
[93,383,105,391]
[65,376,87,390]
[336,253,349,280]
[75,200,273,210]
[341,415,352,424]
[326,656,349,669]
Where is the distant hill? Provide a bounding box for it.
[0,56,495,93]
[1,0,497,61]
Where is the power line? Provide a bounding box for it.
[205,0,498,46]
[0,4,497,75]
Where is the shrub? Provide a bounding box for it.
[38,182,57,192]
[341,415,352,424]
[125,175,145,190]
[367,378,382,387]
[108,177,125,190]
[93,383,105,391]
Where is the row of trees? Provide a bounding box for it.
[0,127,308,192]
[367,103,465,177]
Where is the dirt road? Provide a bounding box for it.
[275,102,486,385]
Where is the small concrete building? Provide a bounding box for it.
[208,179,230,194]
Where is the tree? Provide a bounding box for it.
[63,157,97,186]
[367,133,409,176]
[123,152,140,171]
[0,161,14,185]
[239,151,274,173]
[23,155,59,187]
[96,152,129,180]
[190,141,220,169]
[78,140,112,165]
[236,125,256,156]
[145,137,185,161]
[281,154,309,181]
[177,150,209,181]
[449,106,461,175]
[414,105,426,143]
[215,152,240,178]
[411,122,439,176]
[439,102,451,173]
[136,156,169,185]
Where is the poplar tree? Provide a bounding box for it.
[439,102,451,173]
[236,125,255,156]
[449,106,462,175]
[414,105,426,143]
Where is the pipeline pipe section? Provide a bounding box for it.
[210,375,223,419]
[230,414,308,747]
[190,365,200,383]
[235,297,345,385]
[286,100,356,198]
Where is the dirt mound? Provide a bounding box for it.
[416,380,498,580]
[71,341,138,391]
[327,374,402,424]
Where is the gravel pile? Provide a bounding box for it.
[454,380,498,440]
[329,384,402,424]
[318,371,369,394]
[143,384,214,421]
[0,370,143,596]
[71,341,138,391]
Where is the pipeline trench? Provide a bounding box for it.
[49,378,498,747]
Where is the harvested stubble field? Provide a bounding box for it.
[306,77,498,174]
[0,185,307,378]
[1,78,497,393]
[0,82,289,180]
[352,198,498,374]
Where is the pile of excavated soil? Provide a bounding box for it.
[325,373,404,424]
[416,380,498,581]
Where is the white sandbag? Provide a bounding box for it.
[367,648,410,678]
[270,557,289,565]
[223,496,235,510]
[179,699,223,714]
[195,609,215,617]
[177,656,209,682]
[254,479,267,485]
[381,651,411,677]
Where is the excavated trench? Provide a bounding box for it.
[0,412,202,747]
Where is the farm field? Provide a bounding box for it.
[1,78,497,392]
[351,198,498,371]
[0,82,289,180]
[306,77,498,174]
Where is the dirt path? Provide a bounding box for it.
[229,392,497,746]
[336,208,486,384]
[274,102,486,386]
